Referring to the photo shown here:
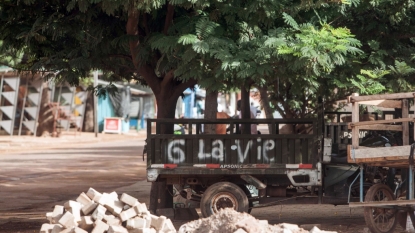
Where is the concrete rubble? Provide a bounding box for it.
[39,188,176,233]
[39,188,337,233]
[178,208,337,233]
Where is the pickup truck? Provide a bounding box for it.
[143,110,381,217]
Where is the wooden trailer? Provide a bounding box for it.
[346,92,415,233]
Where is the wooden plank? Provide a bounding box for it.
[349,118,414,127]
[402,99,409,145]
[358,100,402,108]
[351,145,411,158]
[349,92,415,102]
[351,100,359,149]
[348,124,403,131]
[347,145,411,164]
[350,199,415,208]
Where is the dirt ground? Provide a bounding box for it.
[0,133,406,233]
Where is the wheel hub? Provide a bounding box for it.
[212,192,238,213]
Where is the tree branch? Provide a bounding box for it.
[126,8,160,94]
[161,69,175,87]
[173,78,198,99]
[126,9,140,67]
[163,4,175,35]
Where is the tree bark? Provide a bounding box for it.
[36,83,54,136]
[240,87,251,134]
[204,90,218,134]
[257,86,274,132]
[82,91,94,132]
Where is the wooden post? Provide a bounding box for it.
[351,93,360,149]
[402,99,409,145]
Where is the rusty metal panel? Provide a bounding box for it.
[186,138,193,164]
[154,138,161,164]
[147,118,320,168]
[301,139,308,163]
[225,139,232,164]
[281,138,288,164]
[230,138,238,164]
[274,139,282,164]
[289,139,295,164]
[294,139,301,163]
[192,138,198,164]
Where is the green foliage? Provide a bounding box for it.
[1,0,415,120]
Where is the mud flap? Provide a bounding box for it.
[149,180,174,215]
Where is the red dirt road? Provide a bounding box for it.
[0,133,403,232]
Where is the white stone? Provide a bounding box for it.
[64,200,82,211]
[142,214,151,228]
[66,202,82,223]
[103,214,121,226]
[106,216,122,226]
[105,199,124,215]
[46,212,53,224]
[126,217,147,229]
[60,228,75,233]
[309,226,337,233]
[92,205,107,221]
[98,192,112,206]
[133,203,148,215]
[233,229,247,233]
[73,227,88,233]
[51,224,64,233]
[109,191,119,201]
[120,193,139,207]
[91,219,109,233]
[108,225,129,233]
[150,215,166,231]
[81,202,98,215]
[39,223,54,233]
[78,216,94,232]
[119,207,138,222]
[129,228,152,233]
[76,192,93,206]
[51,205,64,223]
[86,187,102,201]
[281,223,299,231]
[58,211,77,228]
[163,219,176,232]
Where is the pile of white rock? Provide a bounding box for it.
[40,188,176,233]
[178,208,336,233]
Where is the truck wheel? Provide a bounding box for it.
[200,182,248,218]
[363,184,397,233]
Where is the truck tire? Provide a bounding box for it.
[200,182,249,218]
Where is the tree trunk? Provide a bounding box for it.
[257,86,274,132]
[240,87,251,134]
[156,94,180,134]
[82,91,94,132]
[204,90,218,134]
[36,83,54,137]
